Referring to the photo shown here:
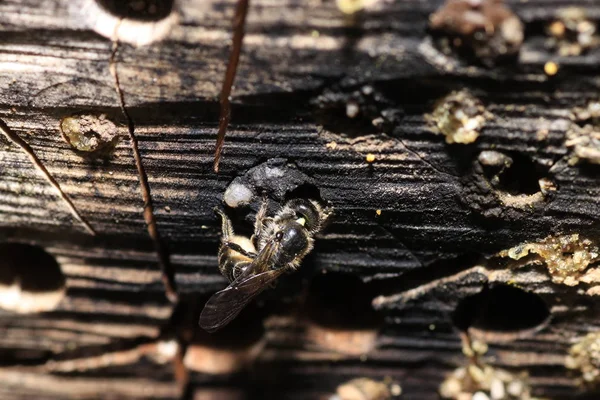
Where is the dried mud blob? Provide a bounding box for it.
[429,0,524,66]
[60,114,121,157]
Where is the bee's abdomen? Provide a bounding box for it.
[218,245,254,282]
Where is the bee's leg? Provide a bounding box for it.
[214,207,234,239]
[251,196,270,247]
[222,241,256,258]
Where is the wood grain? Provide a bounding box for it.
[0,0,598,399]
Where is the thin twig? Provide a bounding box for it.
[0,118,96,235]
[109,41,178,303]
[213,0,250,173]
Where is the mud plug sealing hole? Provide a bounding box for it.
[0,243,66,313]
[303,273,383,355]
[452,284,550,342]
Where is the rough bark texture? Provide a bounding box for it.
[0,0,599,399]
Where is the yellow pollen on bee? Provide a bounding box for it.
[296,217,306,226]
[365,153,376,163]
[375,209,381,216]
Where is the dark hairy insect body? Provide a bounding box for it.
[199,198,331,332]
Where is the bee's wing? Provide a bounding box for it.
[199,268,285,333]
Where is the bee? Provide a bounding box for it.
[199,198,331,332]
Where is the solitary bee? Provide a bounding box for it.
[199,198,331,332]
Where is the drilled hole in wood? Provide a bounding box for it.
[479,152,544,196]
[313,87,399,137]
[96,0,174,21]
[83,0,178,46]
[452,284,550,342]
[178,297,266,375]
[0,243,66,313]
[285,182,323,203]
[303,273,383,355]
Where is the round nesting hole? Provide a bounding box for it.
[96,0,174,21]
[285,183,323,203]
[184,300,266,375]
[452,284,550,342]
[479,152,544,196]
[84,0,178,46]
[303,272,383,355]
[0,243,66,313]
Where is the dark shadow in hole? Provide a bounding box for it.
[486,153,544,196]
[96,0,174,21]
[285,182,323,204]
[171,294,265,350]
[304,272,383,330]
[0,243,65,293]
[452,284,550,334]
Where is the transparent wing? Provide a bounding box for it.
[199,268,285,333]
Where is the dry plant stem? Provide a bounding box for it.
[109,41,178,303]
[213,0,250,173]
[0,119,96,235]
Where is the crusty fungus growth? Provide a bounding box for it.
[60,114,122,156]
[566,332,600,385]
[498,234,600,287]
[547,8,599,56]
[565,124,600,165]
[428,0,524,65]
[426,90,491,144]
[334,377,399,400]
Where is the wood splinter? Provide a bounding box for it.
[213,0,250,173]
[109,40,178,303]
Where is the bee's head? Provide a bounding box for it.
[284,198,327,233]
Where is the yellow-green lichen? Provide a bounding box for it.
[566,332,600,385]
[426,90,491,144]
[499,234,600,287]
